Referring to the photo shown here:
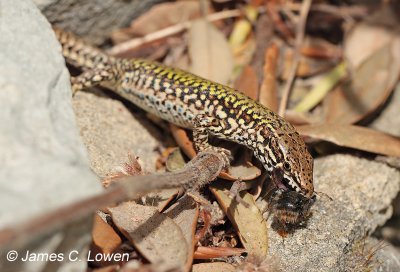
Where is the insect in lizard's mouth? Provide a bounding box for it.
[269,189,316,228]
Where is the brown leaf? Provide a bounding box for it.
[281,47,334,79]
[143,189,180,212]
[259,43,279,112]
[210,180,268,256]
[325,15,400,124]
[193,246,246,259]
[188,19,234,85]
[128,1,201,37]
[90,214,123,267]
[234,65,258,100]
[285,110,314,126]
[108,202,188,270]
[169,124,197,159]
[222,161,261,181]
[192,262,235,272]
[297,124,400,157]
[164,195,199,272]
[301,37,342,60]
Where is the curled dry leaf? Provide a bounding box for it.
[192,262,235,272]
[193,246,246,259]
[108,202,188,270]
[188,19,234,85]
[170,124,197,159]
[210,180,268,256]
[297,124,400,157]
[325,15,400,124]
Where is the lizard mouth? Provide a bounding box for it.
[282,176,301,193]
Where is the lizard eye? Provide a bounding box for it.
[283,162,291,171]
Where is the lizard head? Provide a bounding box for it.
[256,127,314,198]
[268,130,315,229]
[277,132,314,198]
[253,124,315,229]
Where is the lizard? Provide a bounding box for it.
[54,28,316,228]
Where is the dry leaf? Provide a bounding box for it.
[281,47,334,79]
[325,14,400,124]
[297,124,400,157]
[223,162,261,181]
[193,246,246,259]
[234,65,258,100]
[108,202,188,270]
[141,189,179,212]
[259,43,279,112]
[188,19,234,85]
[192,262,235,272]
[90,214,123,267]
[210,180,268,256]
[128,1,201,37]
[164,195,199,272]
[170,124,197,159]
[344,9,399,68]
[301,36,342,60]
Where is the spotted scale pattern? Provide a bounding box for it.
[54,28,314,198]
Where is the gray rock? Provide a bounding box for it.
[267,154,400,272]
[72,91,163,176]
[0,0,102,270]
[34,0,163,45]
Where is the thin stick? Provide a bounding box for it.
[108,9,242,56]
[0,151,225,249]
[278,0,312,116]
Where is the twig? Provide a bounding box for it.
[278,0,312,117]
[0,151,225,249]
[108,9,242,56]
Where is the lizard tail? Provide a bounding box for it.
[53,27,115,70]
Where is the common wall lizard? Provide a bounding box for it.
[54,28,315,227]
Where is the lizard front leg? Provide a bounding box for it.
[193,114,232,168]
[70,68,115,95]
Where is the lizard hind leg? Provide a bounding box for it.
[193,114,233,169]
[70,67,115,96]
